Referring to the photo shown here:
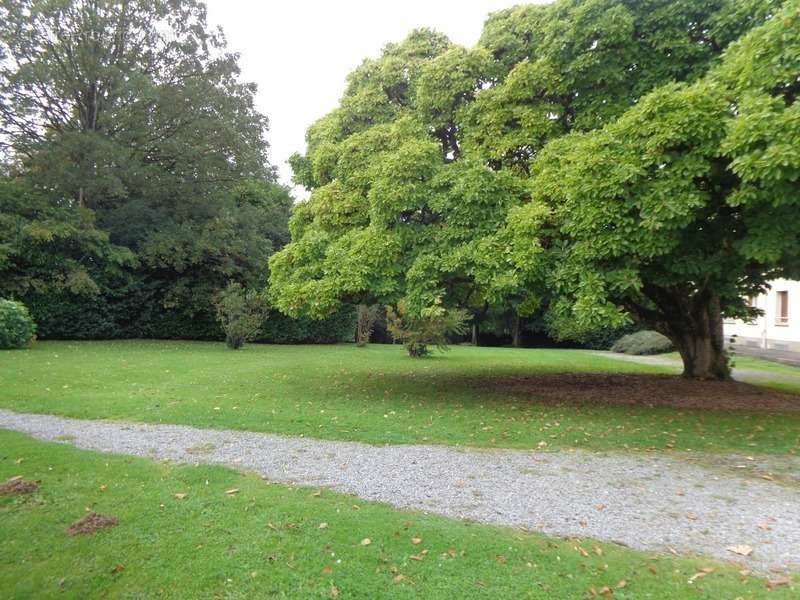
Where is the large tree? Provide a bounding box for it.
[0,0,291,336]
[269,0,784,374]
[515,0,800,378]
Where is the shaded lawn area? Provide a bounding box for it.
[729,356,800,381]
[660,352,800,378]
[659,352,800,395]
[1,430,796,599]
[1,341,799,454]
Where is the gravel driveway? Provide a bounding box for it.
[1,408,798,574]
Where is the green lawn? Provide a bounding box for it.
[662,352,800,379]
[733,355,800,377]
[1,341,799,454]
[1,430,795,599]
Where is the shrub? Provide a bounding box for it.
[213,283,267,349]
[611,330,674,355]
[386,301,469,357]
[578,323,640,350]
[0,299,37,349]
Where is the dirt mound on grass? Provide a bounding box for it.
[67,512,119,536]
[492,373,800,412]
[0,476,38,495]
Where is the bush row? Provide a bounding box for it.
[23,291,355,344]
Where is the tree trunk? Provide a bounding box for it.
[511,313,522,348]
[471,323,479,346]
[670,295,731,380]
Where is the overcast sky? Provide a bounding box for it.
[204,0,538,195]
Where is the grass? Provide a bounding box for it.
[733,355,800,378]
[1,429,796,599]
[661,352,800,394]
[661,352,800,379]
[1,340,799,454]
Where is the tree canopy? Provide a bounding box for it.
[0,0,296,339]
[522,3,800,377]
[269,0,796,377]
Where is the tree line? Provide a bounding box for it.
[0,0,352,343]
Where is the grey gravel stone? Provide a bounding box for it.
[1,409,798,574]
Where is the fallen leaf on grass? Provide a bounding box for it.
[174,493,187,500]
[319,522,328,529]
[360,538,371,546]
[330,584,339,598]
[321,566,332,575]
[393,574,405,583]
[495,554,506,564]
[688,567,715,584]
[411,537,422,545]
[616,580,627,589]
[111,564,125,575]
[727,544,753,557]
[767,576,791,589]
[225,488,239,495]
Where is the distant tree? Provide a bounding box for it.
[0,0,269,206]
[0,0,291,337]
[0,178,133,299]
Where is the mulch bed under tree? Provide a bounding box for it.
[0,476,39,495]
[488,373,800,412]
[67,512,119,536]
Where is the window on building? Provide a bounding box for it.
[776,291,789,326]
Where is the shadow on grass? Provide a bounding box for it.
[367,370,800,413]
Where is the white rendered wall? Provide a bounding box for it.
[724,279,800,352]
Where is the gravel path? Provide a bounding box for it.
[2,408,799,574]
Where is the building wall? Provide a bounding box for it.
[724,279,800,352]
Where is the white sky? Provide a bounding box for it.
[204,0,536,195]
